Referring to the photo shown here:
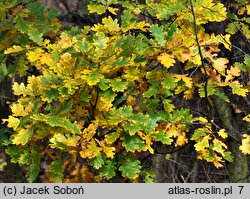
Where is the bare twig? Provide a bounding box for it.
[0,95,16,102]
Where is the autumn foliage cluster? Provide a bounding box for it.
[0,0,249,182]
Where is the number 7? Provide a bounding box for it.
[238,186,244,194]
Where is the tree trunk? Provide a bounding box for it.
[212,95,248,182]
[151,154,168,182]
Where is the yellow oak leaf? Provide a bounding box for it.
[102,145,116,158]
[197,150,209,160]
[136,21,150,32]
[96,92,116,111]
[144,145,154,154]
[26,48,44,62]
[179,51,192,63]
[184,88,194,100]
[80,139,102,159]
[11,103,28,117]
[247,5,250,15]
[225,74,233,82]
[227,66,240,77]
[138,131,154,153]
[157,53,175,68]
[181,75,193,88]
[102,16,120,33]
[213,154,224,168]
[213,138,227,155]
[239,134,250,154]
[107,7,118,15]
[11,100,34,117]
[238,7,246,15]
[12,128,33,145]
[175,134,188,146]
[58,33,76,49]
[217,129,228,139]
[4,45,23,54]
[243,114,250,122]
[40,53,54,67]
[83,122,98,141]
[12,82,27,96]
[196,117,208,123]
[79,147,93,159]
[212,58,229,72]
[174,74,193,88]
[138,131,152,145]
[190,47,202,65]
[2,116,20,131]
[222,34,231,50]
[168,128,179,137]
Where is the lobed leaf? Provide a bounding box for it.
[119,158,141,180]
[31,114,81,134]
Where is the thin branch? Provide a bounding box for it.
[90,87,99,120]
[0,95,16,102]
[153,153,192,175]
[189,0,214,120]
[231,44,248,55]
[201,162,213,182]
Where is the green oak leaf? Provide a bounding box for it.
[104,131,120,144]
[161,76,178,90]
[43,88,59,103]
[47,155,64,183]
[224,151,233,162]
[28,29,43,45]
[0,63,8,81]
[141,168,155,183]
[124,123,141,136]
[19,152,31,165]
[191,129,206,140]
[118,158,141,180]
[122,134,146,152]
[110,80,128,92]
[99,160,116,180]
[92,155,105,169]
[26,147,41,182]
[151,131,173,145]
[5,146,23,163]
[149,24,166,46]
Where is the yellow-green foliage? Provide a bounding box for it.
[1,0,250,182]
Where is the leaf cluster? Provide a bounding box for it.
[1,0,249,182]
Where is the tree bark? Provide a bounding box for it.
[212,94,248,182]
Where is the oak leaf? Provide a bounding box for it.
[13,128,33,145]
[217,129,228,139]
[212,58,229,72]
[239,134,250,154]
[157,53,175,68]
